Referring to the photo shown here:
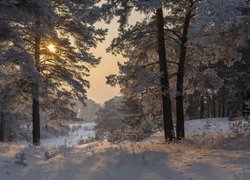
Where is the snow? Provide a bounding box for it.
[39,118,231,147]
[41,122,96,147]
[185,118,230,134]
[1,118,250,180]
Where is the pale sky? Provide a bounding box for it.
[87,19,122,104]
[87,14,143,104]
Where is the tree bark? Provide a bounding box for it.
[222,84,226,117]
[213,96,216,118]
[200,95,205,119]
[0,111,5,142]
[32,34,41,146]
[207,97,211,117]
[176,4,192,140]
[156,8,175,142]
[218,96,221,117]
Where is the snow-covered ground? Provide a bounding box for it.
[41,122,95,147]
[39,118,230,147]
[185,117,230,134]
[1,118,249,180]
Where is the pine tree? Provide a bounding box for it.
[0,0,106,144]
[102,0,175,142]
[94,96,125,140]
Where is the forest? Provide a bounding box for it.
[0,0,250,179]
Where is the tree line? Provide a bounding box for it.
[0,0,249,145]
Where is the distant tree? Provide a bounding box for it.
[94,97,125,140]
[118,97,144,129]
[73,99,102,122]
[184,0,249,119]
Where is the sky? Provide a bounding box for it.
[87,14,143,104]
[87,19,123,104]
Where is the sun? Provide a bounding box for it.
[47,44,56,53]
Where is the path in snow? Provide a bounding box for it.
[0,138,250,180]
[1,118,249,180]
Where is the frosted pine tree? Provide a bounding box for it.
[102,0,175,141]
[0,0,106,144]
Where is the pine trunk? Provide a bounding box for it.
[32,35,41,146]
[156,8,175,142]
[218,96,221,117]
[213,96,216,117]
[200,95,205,119]
[222,85,226,117]
[0,111,5,142]
[176,7,192,140]
[207,98,211,117]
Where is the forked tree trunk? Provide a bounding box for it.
[156,8,175,142]
[32,35,41,146]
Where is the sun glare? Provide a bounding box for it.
[47,44,56,53]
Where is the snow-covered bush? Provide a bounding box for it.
[94,96,125,140]
[77,137,96,145]
[94,96,155,143]
[230,118,250,138]
[71,125,82,133]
